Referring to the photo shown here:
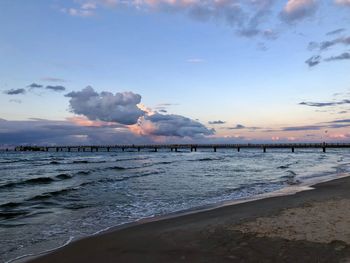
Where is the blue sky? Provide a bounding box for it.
[0,0,350,145]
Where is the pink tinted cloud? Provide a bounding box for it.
[281,0,318,22]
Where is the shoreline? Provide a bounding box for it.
[16,172,350,263]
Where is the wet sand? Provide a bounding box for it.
[30,176,350,263]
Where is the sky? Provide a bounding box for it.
[0,0,350,146]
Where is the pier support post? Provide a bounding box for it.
[107,147,110,152]
[68,147,71,152]
[56,147,59,152]
[213,147,217,152]
[171,148,173,152]
[175,148,178,152]
[292,147,295,153]
[154,147,158,152]
[194,147,197,152]
[237,147,240,152]
[83,148,85,152]
[263,147,266,153]
[138,147,140,152]
[323,147,326,153]
[122,148,125,152]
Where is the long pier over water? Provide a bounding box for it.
[14,143,350,153]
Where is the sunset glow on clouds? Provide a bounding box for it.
[0,0,349,145]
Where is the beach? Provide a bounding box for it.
[28,176,350,263]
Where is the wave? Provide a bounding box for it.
[55,174,72,179]
[278,164,290,169]
[27,187,79,201]
[188,157,224,162]
[76,171,91,175]
[0,202,22,209]
[109,166,126,170]
[0,177,55,190]
[0,210,29,220]
[72,160,89,164]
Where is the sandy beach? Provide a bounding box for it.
[27,176,350,263]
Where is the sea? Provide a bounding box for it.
[1,148,350,262]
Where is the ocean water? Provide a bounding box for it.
[0,148,349,262]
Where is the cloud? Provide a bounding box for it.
[3,88,26,95]
[227,124,246,130]
[9,99,22,104]
[326,28,346,35]
[136,113,214,138]
[27,83,43,89]
[305,55,321,67]
[324,52,350,62]
[65,86,145,125]
[46,85,66,92]
[0,118,150,146]
[63,0,283,40]
[41,77,67,83]
[282,125,323,131]
[61,2,97,17]
[280,0,318,22]
[208,120,226,125]
[335,0,350,6]
[310,36,350,51]
[299,99,350,107]
[327,118,350,123]
[186,58,205,63]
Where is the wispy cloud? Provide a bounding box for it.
[326,28,346,35]
[9,99,22,104]
[335,0,350,7]
[3,88,26,95]
[208,120,226,125]
[46,85,66,92]
[41,77,67,83]
[186,58,205,63]
[299,99,350,107]
[324,52,350,62]
[227,124,246,130]
[27,83,43,89]
[305,55,321,67]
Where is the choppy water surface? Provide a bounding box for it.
[1,149,350,262]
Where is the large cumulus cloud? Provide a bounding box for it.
[64,86,214,139]
[137,113,214,138]
[65,86,145,125]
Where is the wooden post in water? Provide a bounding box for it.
[237,147,240,152]
[292,147,295,153]
[213,147,217,152]
[263,146,266,153]
[138,147,140,152]
[122,147,125,152]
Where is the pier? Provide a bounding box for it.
[13,143,350,153]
